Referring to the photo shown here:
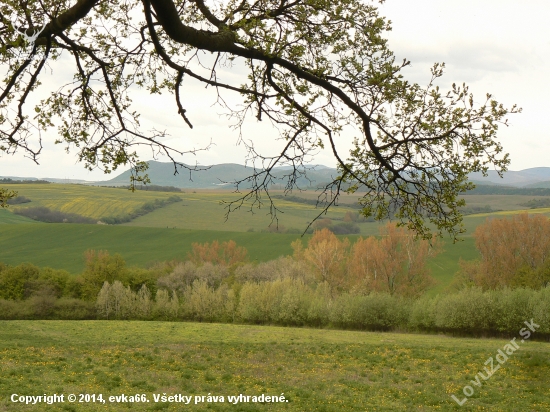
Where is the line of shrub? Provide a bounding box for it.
[104,184,182,192]
[520,198,550,209]
[13,206,97,223]
[100,195,182,224]
[459,205,495,215]
[6,195,31,205]
[467,185,550,196]
[272,194,364,210]
[0,297,96,320]
[91,279,550,338]
[0,178,50,184]
[1,259,547,338]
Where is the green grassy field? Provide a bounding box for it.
[120,192,550,236]
[5,184,367,233]
[0,321,548,411]
[427,237,478,295]
[0,208,37,224]
[0,224,310,273]
[120,191,344,233]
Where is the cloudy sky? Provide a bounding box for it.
[1,0,548,181]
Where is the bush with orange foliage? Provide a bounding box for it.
[188,240,248,267]
[292,228,350,292]
[458,213,550,289]
[348,223,440,297]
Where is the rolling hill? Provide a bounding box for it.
[97,161,341,189]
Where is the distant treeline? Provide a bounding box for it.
[0,178,50,184]
[467,185,550,196]
[520,198,550,209]
[459,205,494,215]
[274,195,496,220]
[273,194,363,210]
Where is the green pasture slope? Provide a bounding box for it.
[0,208,38,224]
[1,321,548,411]
[7,183,550,236]
[119,191,550,236]
[0,224,305,273]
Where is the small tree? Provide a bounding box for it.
[135,285,153,319]
[96,281,113,319]
[81,250,128,301]
[312,219,333,231]
[347,236,379,294]
[96,280,135,319]
[0,263,40,300]
[110,280,135,319]
[0,188,16,208]
[299,228,350,292]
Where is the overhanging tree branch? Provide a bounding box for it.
[0,0,520,237]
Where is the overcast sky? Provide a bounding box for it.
[1,0,548,181]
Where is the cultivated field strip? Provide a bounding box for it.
[6,184,181,219]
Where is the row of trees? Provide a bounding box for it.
[293,226,440,297]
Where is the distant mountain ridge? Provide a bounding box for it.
[3,163,550,190]
[96,161,341,189]
[468,167,550,187]
[99,163,550,190]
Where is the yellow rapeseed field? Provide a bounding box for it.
[7,184,179,219]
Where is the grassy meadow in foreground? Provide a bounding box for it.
[0,321,548,411]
